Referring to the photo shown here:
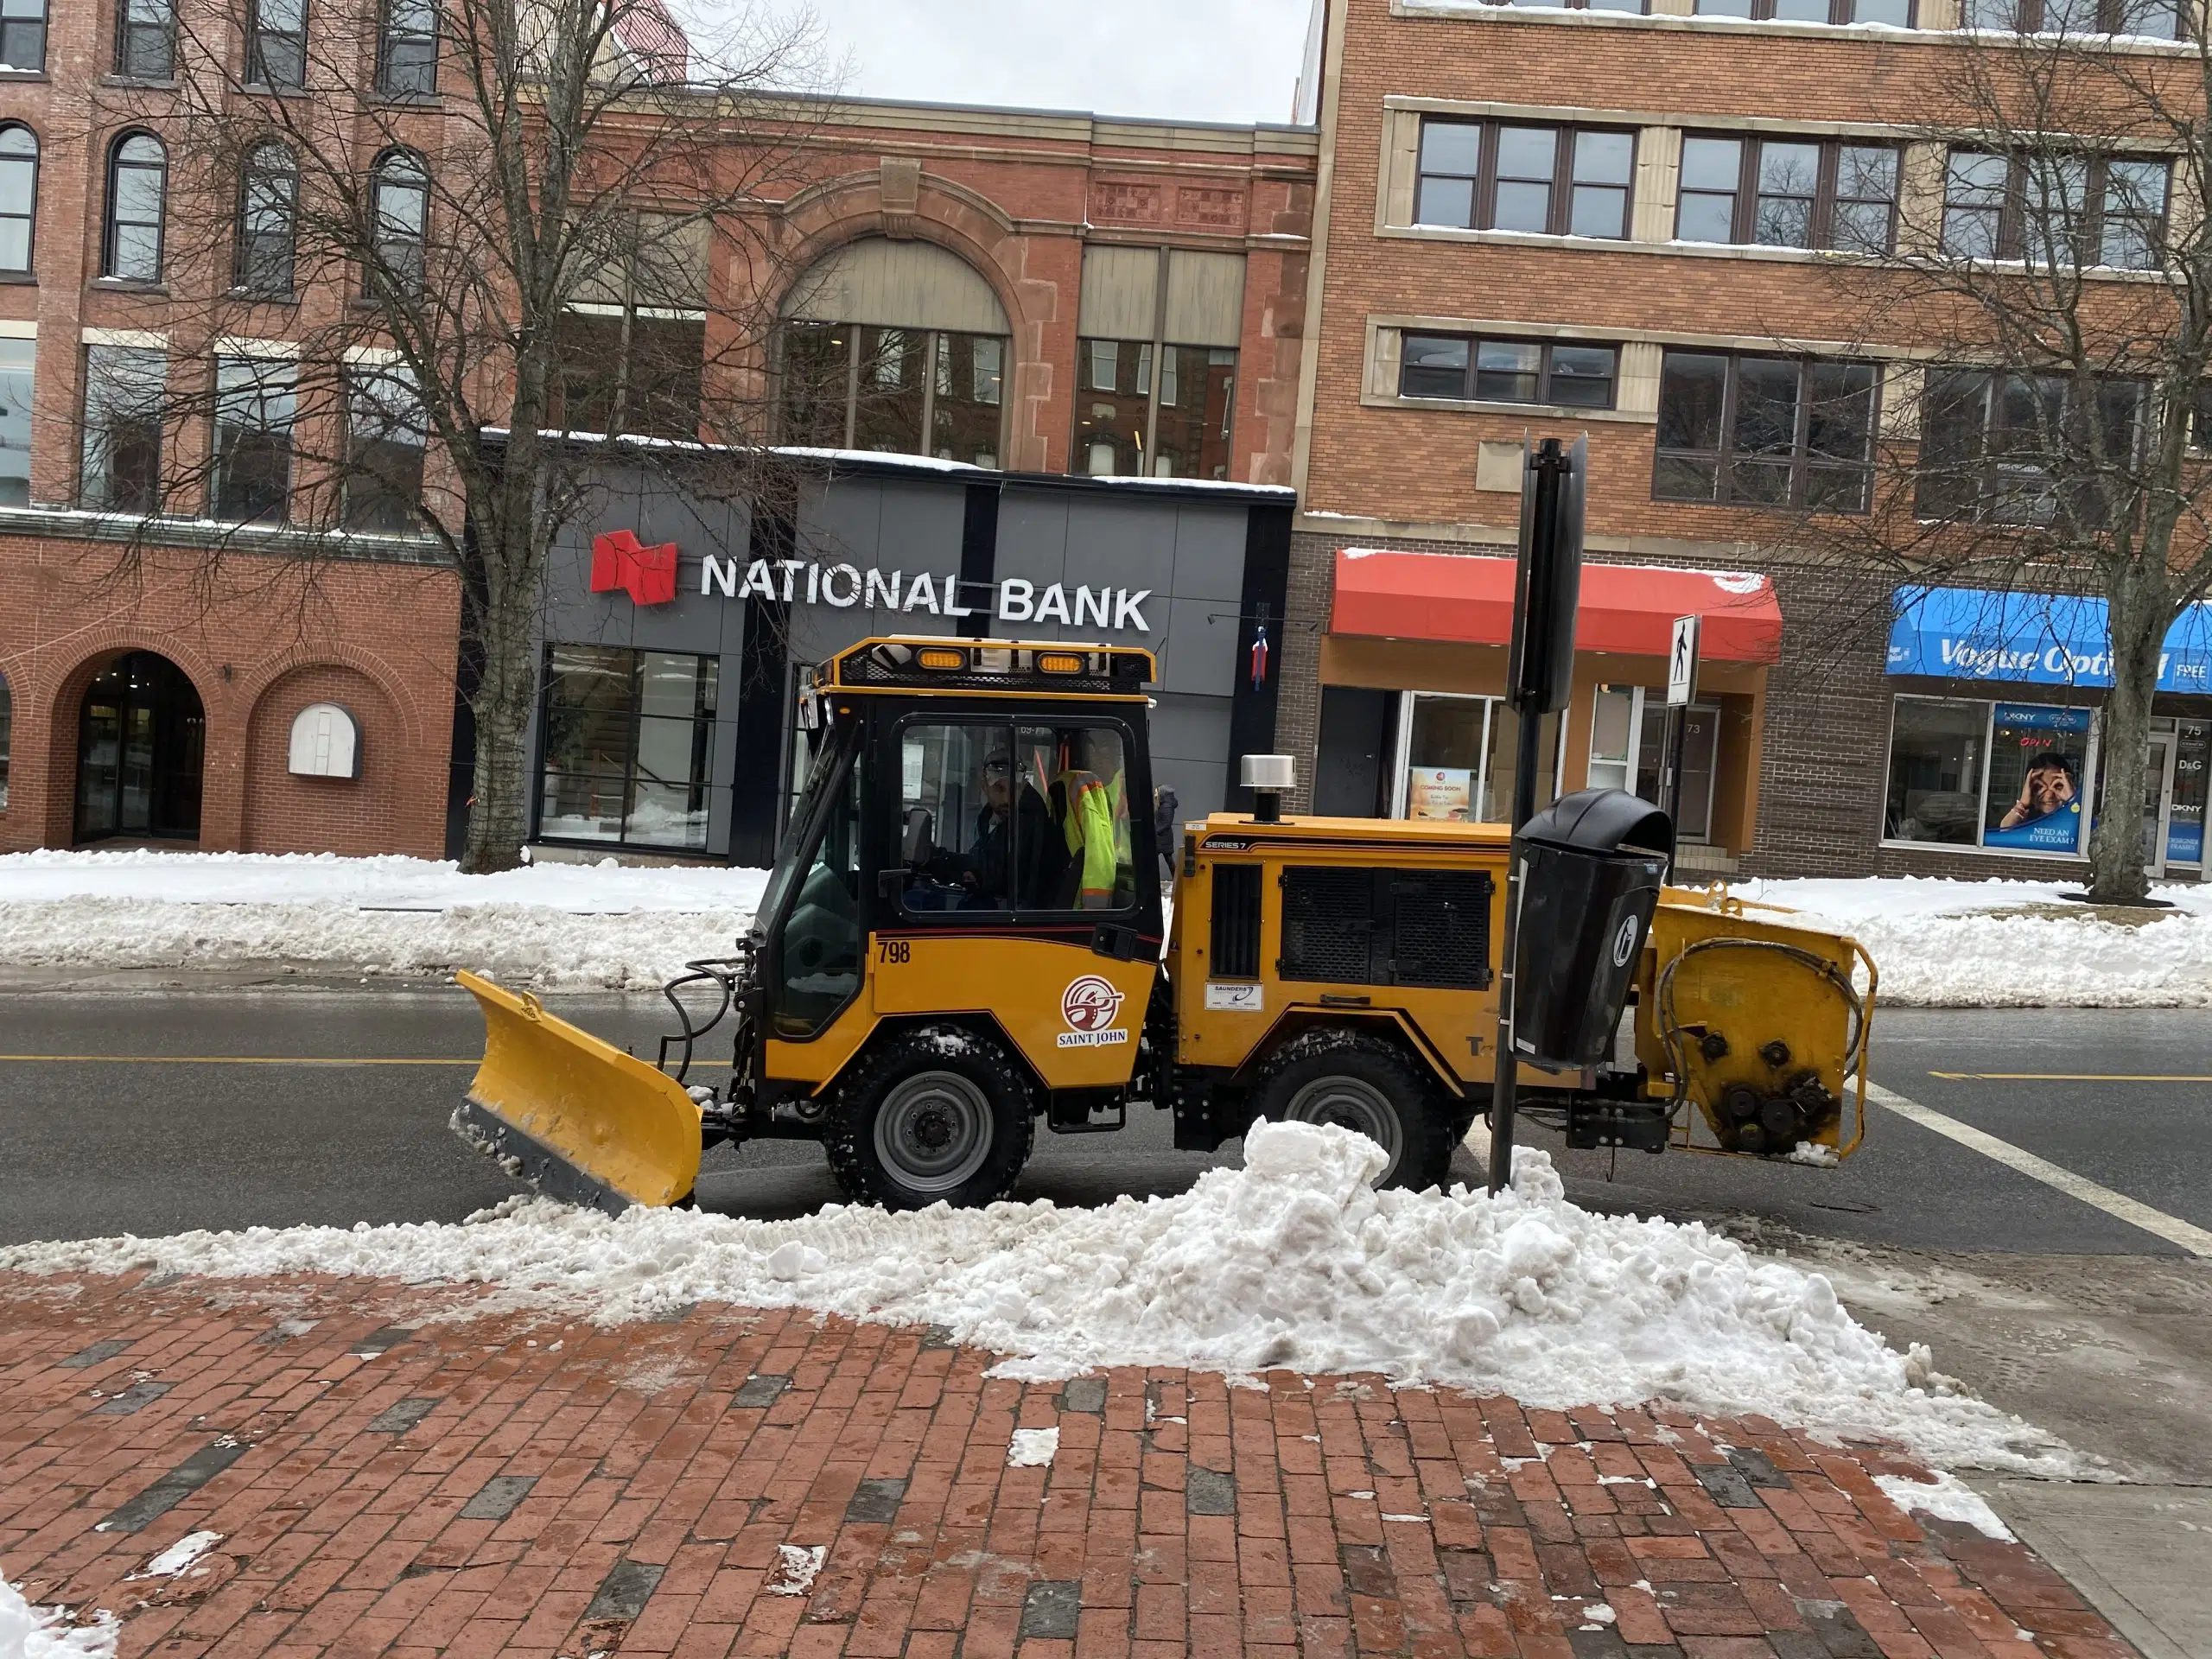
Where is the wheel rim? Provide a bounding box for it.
[1282,1074,1404,1183]
[874,1070,995,1195]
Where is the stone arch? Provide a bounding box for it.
[238,660,409,855]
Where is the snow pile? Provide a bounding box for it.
[1875,1471,2017,1541]
[0,1122,2071,1475]
[0,851,767,988]
[1731,875,2212,1008]
[0,1580,118,1659]
[1007,1428,1059,1468]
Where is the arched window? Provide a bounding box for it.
[367,149,427,296]
[103,132,167,283]
[0,124,35,275]
[234,140,296,296]
[115,0,176,79]
[376,0,435,95]
[0,0,46,73]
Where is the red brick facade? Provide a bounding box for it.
[0,525,459,855]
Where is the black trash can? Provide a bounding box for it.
[1509,789,1673,1072]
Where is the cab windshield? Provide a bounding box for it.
[753,715,858,932]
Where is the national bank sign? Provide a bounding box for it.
[697,555,1153,632]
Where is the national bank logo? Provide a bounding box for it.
[590,529,678,606]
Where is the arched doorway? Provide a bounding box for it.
[75,652,205,842]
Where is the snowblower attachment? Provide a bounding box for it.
[453,970,703,1213]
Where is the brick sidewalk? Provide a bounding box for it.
[0,1273,2135,1659]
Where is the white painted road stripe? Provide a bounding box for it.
[1866,1082,2212,1258]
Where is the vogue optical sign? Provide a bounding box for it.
[698,556,1152,632]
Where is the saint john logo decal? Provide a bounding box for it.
[1057,975,1129,1047]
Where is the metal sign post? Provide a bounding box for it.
[1662,615,1700,868]
[1486,435,1586,1198]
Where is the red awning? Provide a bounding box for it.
[1330,548,1783,664]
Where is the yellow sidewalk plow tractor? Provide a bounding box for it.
[455,635,1876,1213]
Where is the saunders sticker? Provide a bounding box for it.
[1057,975,1130,1047]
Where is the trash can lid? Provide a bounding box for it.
[1516,787,1674,858]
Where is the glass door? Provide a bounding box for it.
[1636,702,1720,841]
[2144,731,2177,878]
[1392,693,1490,820]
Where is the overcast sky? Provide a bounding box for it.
[791,0,1316,126]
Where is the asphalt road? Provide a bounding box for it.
[1,988,2208,1255]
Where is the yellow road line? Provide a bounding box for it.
[1929,1071,2212,1083]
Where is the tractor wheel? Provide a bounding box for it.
[824,1027,1035,1211]
[1249,1028,1456,1192]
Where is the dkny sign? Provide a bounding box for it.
[699,556,1152,632]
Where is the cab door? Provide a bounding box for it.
[869,702,1161,1089]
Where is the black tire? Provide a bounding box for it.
[823,1027,1035,1211]
[1249,1027,1456,1192]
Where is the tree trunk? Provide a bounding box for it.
[2086,573,2168,905]
[461,556,538,874]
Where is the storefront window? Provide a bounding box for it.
[1885,695,2094,855]
[2168,717,2207,866]
[538,645,719,850]
[1392,692,1560,822]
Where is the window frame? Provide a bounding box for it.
[1915,367,2143,527]
[1395,331,1621,410]
[1692,0,1918,20]
[101,130,167,283]
[210,353,296,524]
[1674,132,1901,252]
[0,0,47,73]
[1411,117,1638,240]
[534,643,722,855]
[774,321,1010,464]
[1652,349,1882,512]
[232,138,297,297]
[365,146,429,296]
[0,123,35,276]
[1881,693,2101,857]
[375,0,437,95]
[245,0,307,89]
[1961,0,2183,37]
[79,342,168,512]
[113,0,175,79]
[1940,148,2171,268]
[342,363,427,532]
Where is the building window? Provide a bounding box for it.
[1655,351,1878,511]
[247,0,306,88]
[1942,150,2169,268]
[103,132,167,283]
[780,323,1005,466]
[343,364,426,531]
[1070,337,1233,479]
[115,0,175,78]
[1885,696,2094,855]
[538,645,719,851]
[376,0,435,94]
[234,140,296,296]
[0,124,34,274]
[1676,135,1898,251]
[81,344,165,512]
[1399,334,1619,409]
[0,0,44,71]
[1695,0,1915,19]
[555,213,709,442]
[1391,693,1565,823]
[0,669,10,808]
[0,338,29,507]
[367,148,428,295]
[1961,0,2181,36]
[1916,369,2140,526]
[1484,0,1652,11]
[212,355,295,522]
[1414,118,1634,238]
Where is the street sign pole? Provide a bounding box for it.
[1486,435,1586,1198]
[1662,615,1700,872]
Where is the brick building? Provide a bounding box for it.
[1280,0,2211,881]
[0,0,1314,856]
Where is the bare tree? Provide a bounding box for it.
[75,0,834,869]
[1792,4,2212,902]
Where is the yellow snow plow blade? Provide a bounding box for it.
[453,969,702,1214]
